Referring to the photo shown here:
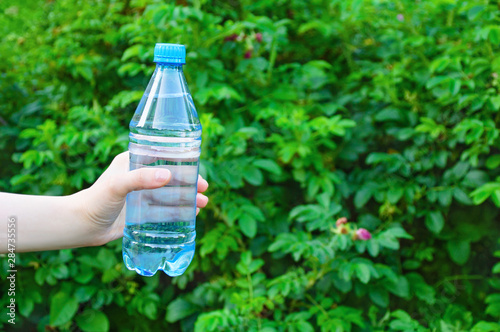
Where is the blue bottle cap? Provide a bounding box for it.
[153,43,186,65]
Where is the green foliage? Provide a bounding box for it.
[1,0,500,331]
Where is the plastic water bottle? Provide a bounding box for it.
[122,43,201,277]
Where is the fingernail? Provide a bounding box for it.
[155,169,171,181]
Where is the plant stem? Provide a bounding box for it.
[305,293,330,319]
[434,274,484,288]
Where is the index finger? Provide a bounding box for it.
[198,175,209,193]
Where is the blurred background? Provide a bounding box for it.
[1,0,500,331]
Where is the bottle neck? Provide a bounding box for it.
[148,63,189,99]
[155,63,184,71]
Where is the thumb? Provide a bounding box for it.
[110,168,171,198]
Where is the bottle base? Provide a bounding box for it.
[123,239,195,277]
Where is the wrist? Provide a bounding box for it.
[66,190,107,248]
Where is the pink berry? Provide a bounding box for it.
[224,34,238,42]
[336,217,348,227]
[356,228,372,240]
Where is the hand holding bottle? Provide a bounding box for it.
[76,151,209,247]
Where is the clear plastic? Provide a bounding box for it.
[123,64,201,277]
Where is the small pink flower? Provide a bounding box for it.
[397,14,404,22]
[336,217,348,227]
[356,228,372,240]
[255,33,263,43]
[244,50,252,59]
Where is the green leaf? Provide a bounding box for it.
[74,264,94,284]
[374,108,402,122]
[76,310,110,332]
[239,214,257,238]
[430,58,450,73]
[144,302,157,320]
[385,276,410,298]
[425,211,445,234]
[390,320,416,331]
[75,286,97,303]
[447,240,470,265]
[295,321,315,332]
[490,96,500,111]
[489,27,500,45]
[369,287,389,307]
[122,44,143,61]
[355,263,371,284]
[426,76,448,89]
[317,192,331,209]
[407,273,436,305]
[452,161,469,179]
[52,264,69,279]
[241,205,265,222]
[35,267,48,285]
[449,79,461,96]
[50,292,79,326]
[491,190,500,207]
[467,5,484,21]
[77,66,93,82]
[355,187,373,208]
[253,159,282,175]
[437,189,452,207]
[387,187,404,204]
[18,297,34,317]
[453,187,473,205]
[96,248,117,270]
[248,259,264,274]
[471,321,500,332]
[333,277,352,293]
[243,166,263,186]
[261,328,278,332]
[471,183,500,205]
[486,303,500,318]
[392,309,412,321]
[385,227,413,240]
[367,240,380,257]
[102,269,120,283]
[166,298,198,323]
[464,170,489,187]
[486,155,500,169]
[378,234,400,250]
[272,86,298,101]
[396,128,415,140]
[118,63,143,77]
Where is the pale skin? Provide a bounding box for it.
[0,152,209,253]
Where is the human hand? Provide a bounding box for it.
[74,152,209,246]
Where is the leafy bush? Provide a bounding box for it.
[1,0,500,331]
